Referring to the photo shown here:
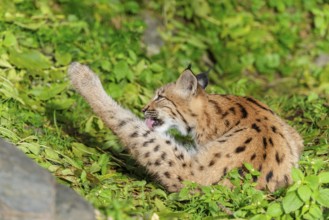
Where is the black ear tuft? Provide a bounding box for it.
[185,63,192,71]
[196,67,211,89]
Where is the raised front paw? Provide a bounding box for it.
[68,62,101,91]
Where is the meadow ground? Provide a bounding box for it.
[0,1,328,219]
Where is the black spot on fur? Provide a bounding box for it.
[118,120,127,127]
[263,137,267,149]
[237,104,248,118]
[271,126,277,133]
[154,145,160,152]
[234,128,245,133]
[258,165,263,172]
[263,153,267,159]
[177,176,183,182]
[166,140,171,145]
[224,120,230,127]
[266,170,273,182]
[168,160,174,167]
[222,112,229,118]
[284,175,289,183]
[164,172,171,178]
[144,152,150,158]
[245,97,274,114]
[226,153,231,158]
[143,130,151,137]
[130,132,138,138]
[223,167,228,175]
[161,152,167,160]
[235,146,246,153]
[218,139,227,143]
[177,153,184,160]
[235,120,241,126]
[269,138,274,146]
[190,171,195,176]
[251,123,261,132]
[275,151,282,164]
[209,99,223,115]
[199,165,204,171]
[182,163,187,167]
[229,107,236,115]
[250,153,256,161]
[256,118,261,122]
[214,152,222,158]
[208,160,216,167]
[244,137,253,144]
[154,159,161,166]
[143,138,155,147]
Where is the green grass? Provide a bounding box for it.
[0,0,329,219]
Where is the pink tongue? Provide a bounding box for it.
[145,118,155,129]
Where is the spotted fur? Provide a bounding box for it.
[68,62,304,192]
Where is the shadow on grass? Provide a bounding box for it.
[44,101,157,187]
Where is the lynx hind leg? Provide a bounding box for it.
[67,62,102,94]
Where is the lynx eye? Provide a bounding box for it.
[155,94,165,101]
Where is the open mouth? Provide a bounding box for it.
[145,118,163,130]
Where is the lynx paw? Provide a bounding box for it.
[68,62,100,91]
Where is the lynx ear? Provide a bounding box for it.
[196,67,211,89]
[176,68,198,97]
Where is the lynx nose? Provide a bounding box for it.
[142,105,149,113]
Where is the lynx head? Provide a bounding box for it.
[142,66,210,135]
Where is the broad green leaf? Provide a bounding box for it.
[250,214,267,220]
[30,83,67,101]
[47,98,75,110]
[3,31,17,47]
[72,142,97,156]
[149,63,163,72]
[44,148,60,161]
[55,51,72,66]
[282,191,304,213]
[297,185,312,202]
[113,61,133,82]
[267,202,283,217]
[0,58,13,68]
[192,0,210,17]
[80,170,87,182]
[90,162,101,173]
[291,168,304,182]
[0,77,25,104]
[98,154,109,175]
[316,189,329,207]
[14,21,45,30]
[304,175,319,191]
[18,142,40,155]
[63,155,82,169]
[154,198,168,212]
[0,126,19,141]
[318,172,329,183]
[308,204,322,219]
[9,49,51,70]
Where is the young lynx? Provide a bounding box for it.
[68,62,303,192]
